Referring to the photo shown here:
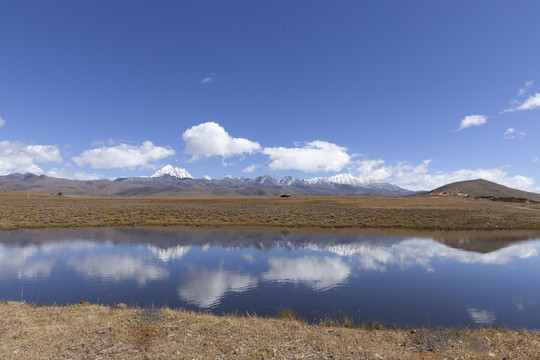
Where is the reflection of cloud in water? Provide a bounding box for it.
[67,255,168,285]
[148,245,191,262]
[312,239,539,272]
[263,256,350,291]
[178,269,257,308]
[513,296,536,312]
[241,253,255,263]
[0,245,55,280]
[467,307,496,325]
[41,240,100,253]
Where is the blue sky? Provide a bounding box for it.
[1,1,539,191]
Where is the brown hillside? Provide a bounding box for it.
[428,179,540,201]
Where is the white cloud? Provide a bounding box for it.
[182,122,261,161]
[201,73,217,84]
[0,140,62,175]
[503,128,526,139]
[517,80,533,96]
[515,93,540,111]
[47,167,104,180]
[263,141,351,172]
[73,141,174,169]
[0,115,5,128]
[243,164,259,173]
[352,158,535,191]
[503,92,540,113]
[533,157,539,163]
[457,115,487,131]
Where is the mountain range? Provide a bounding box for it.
[1,165,539,200]
[0,165,412,197]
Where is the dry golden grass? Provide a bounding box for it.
[1,302,539,360]
[1,191,540,231]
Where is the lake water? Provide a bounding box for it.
[1,227,540,329]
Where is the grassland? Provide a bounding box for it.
[1,191,540,231]
[1,302,539,360]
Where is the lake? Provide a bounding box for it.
[1,227,540,329]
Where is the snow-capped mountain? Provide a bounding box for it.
[151,165,193,179]
[279,176,305,186]
[308,173,375,186]
[2,170,412,196]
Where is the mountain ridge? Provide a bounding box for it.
[0,171,412,197]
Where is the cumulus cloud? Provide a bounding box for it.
[182,122,261,161]
[263,141,351,172]
[504,128,526,139]
[73,141,174,169]
[351,158,535,191]
[0,140,62,175]
[457,115,487,131]
[0,115,5,128]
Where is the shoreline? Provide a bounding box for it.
[1,301,539,359]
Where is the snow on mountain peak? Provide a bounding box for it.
[151,165,193,179]
[307,173,372,186]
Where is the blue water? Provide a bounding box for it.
[1,227,539,329]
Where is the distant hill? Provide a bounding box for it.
[420,179,540,202]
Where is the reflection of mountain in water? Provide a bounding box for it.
[2,227,539,254]
[148,245,191,262]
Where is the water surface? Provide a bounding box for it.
[1,228,539,329]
